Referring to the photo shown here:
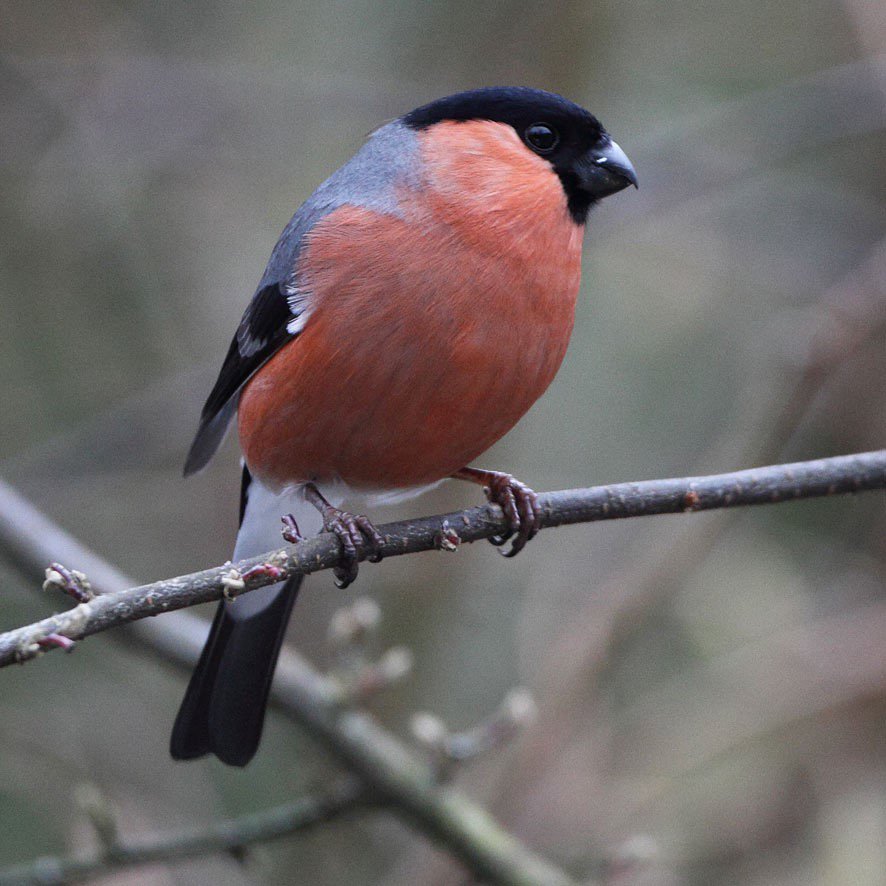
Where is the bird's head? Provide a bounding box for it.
[402,86,637,224]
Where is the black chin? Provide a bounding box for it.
[556,170,595,225]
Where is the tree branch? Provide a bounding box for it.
[2,449,885,668]
[0,780,363,886]
[0,482,580,885]
[1,449,884,886]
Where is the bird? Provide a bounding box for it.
[170,86,636,766]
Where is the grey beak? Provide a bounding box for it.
[579,137,638,199]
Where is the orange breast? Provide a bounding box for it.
[239,120,583,490]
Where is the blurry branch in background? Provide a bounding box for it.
[2,596,548,886]
[0,483,576,886]
[766,236,886,451]
[324,597,414,704]
[620,595,886,780]
[2,450,886,668]
[411,689,538,782]
[0,780,363,886]
[495,240,886,829]
[0,451,885,885]
[543,234,886,687]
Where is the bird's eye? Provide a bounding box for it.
[524,123,559,153]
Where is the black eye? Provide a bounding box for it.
[524,123,559,153]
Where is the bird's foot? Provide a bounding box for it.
[454,468,542,557]
[281,514,305,544]
[303,483,384,588]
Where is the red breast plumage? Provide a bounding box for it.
[239,119,583,490]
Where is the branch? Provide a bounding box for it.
[0,486,579,885]
[1,450,884,886]
[481,240,886,851]
[2,449,885,667]
[0,780,363,886]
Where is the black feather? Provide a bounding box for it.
[402,86,602,136]
[238,461,251,525]
[184,282,298,476]
[169,578,301,765]
[170,466,303,766]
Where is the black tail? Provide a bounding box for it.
[170,466,301,766]
[169,576,301,766]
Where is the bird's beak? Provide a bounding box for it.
[577,136,638,199]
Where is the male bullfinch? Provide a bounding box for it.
[170,87,636,766]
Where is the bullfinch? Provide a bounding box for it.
[170,86,637,766]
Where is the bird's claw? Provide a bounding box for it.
[301,484,384,588]
[482,472,542,557]
[318,507,384,589]
[281,514,305,544]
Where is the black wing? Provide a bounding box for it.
[183,281,301,476]
[182,131,387,477]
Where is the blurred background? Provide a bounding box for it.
[2,1,885,883]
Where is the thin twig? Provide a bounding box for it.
[1,450,885,886]
[1,450,885,668]
[0,485,579,885]
[0,780,364,886]
[481,240,886,867]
